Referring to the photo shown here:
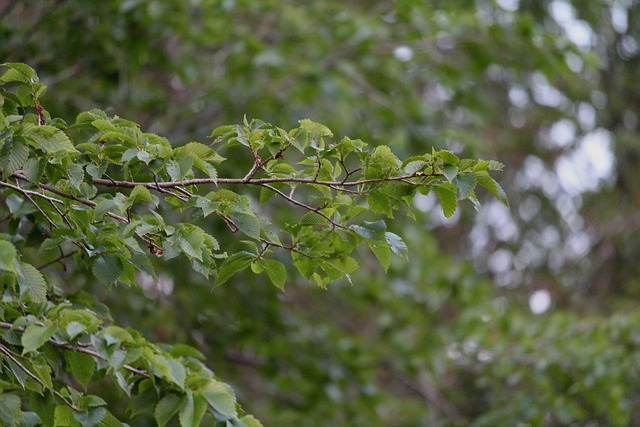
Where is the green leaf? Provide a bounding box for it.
[91,256,123,286]
[0,240,17,273]
[155,394,183,427]
[455,173,477,200]
[65,351,96,389]
[238,415,264,427]
[368,241,391,271]
[73,407,106,427]
[353,220,387,241]
[474,170,509,206]
[438,165,458,182]
[230,212,261,239]
[0,138,29,178]
[434,183,457,218]
[202,380,237,417]
[54,405,73,426]
[298,119,333,138]
[1,62,38,84]
[21,323,56,354]
[215,253,254,286]
[0,393,21,425]
[367,191,394,217]
[128,185,159,207]
[179,393,207,427]
[262,258,286,290]
[23,125,78,154]
[385,232,408,256]
[16,261,47,302]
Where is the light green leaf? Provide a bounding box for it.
[0,240,17,273]
[202,380,237,417]
[16,261,47,302]
[474,170,509,207]
[21,323,56,354]
[385,232,408,256]
[155,394,183,427]
[24,125,77,154]
[238,415,264,427]
[128,185,159,206]
[434,183,457,218]
[262,258,286,290]
[353,220,386,241]
[368,241,391,271]
[1,62,38,83]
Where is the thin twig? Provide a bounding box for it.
[0,343,80,411]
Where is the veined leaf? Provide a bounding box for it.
[1,62,38,84]
[0,138,29,178]
[474,170,509,206]
[434,183,457,218]
[21,323,56,354]
[92,256,123,286]
[215,252,254,286]
[155,394,183,427]
[262,258,286,290]
[202,380,237,418]
[23,125,77,154]
[455,173,477,200]
[16,261,47,303]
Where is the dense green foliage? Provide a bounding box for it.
[2,0,639,425]
[0,62,504,425]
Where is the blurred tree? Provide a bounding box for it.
[2,0,639,426]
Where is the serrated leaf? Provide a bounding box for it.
[434,183,457,218]
[92,256,123,286]
[455,173,477,200]
[299,211,326,225]
[385,232,408,256]
[215,252,254,286]
[1,62,37,84]
[438,165,458,182]
[155,394,183,427]
[21,323,56,354]
[368,241,391,271]
[239,415,264,427]
[16,261,47,302]
[202,380,237,417]
[94,199,117,219]
[353,220,387,241]
[22,156,45,184]
[474,170,509,206]
[262,258,286,290]
[54,405,73,426]
[0,240,17,273]
[298,119,333,137]
[230,212,261,239]
[24,125,77,154]
[0,138,29,178]
[367,191,394,218]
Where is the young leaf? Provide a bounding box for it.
[23,125,78,154]
[201,380,237,418]
[262,258,286,290]
[21,323,56,354]
[474,170,509,206]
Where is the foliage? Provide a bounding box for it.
[0,63,504,426]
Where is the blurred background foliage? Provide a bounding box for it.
[2,0,640,425]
